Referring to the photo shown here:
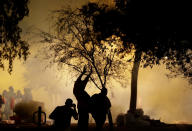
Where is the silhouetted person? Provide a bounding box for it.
[90,87,113,131]
[49,98,78,130]
[0,94,5,121]
[73,66,92,130]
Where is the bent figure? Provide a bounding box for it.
[90,88,113,130]
[49,98,78,129]
[73,66,92,130]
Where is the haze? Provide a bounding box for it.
[0,0,191,124]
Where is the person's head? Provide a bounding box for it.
[9,86,14,92]
[101,87,107,96]
[2,90,7,96]
[65,98,73,107]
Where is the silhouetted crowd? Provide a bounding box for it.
[0,66,112,130]
[49,66,113,131]
[0,87,32,121]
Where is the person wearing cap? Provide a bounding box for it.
[49,98,78,129]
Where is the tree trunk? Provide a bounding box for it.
[129,50,142,113]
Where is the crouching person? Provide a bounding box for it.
[49,98,78,130]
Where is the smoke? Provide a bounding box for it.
[108,65,192,124]
[23,53,192,124]
[138,66,192,124]
[23,57,78,116]
[1,51,192,124]
[1,0,192,124]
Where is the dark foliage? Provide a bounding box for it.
[0,0,30,73]
[84,0,192,83]
[80,1,192,113]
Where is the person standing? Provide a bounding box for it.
[73,66,92,130]
[90,87,113,131]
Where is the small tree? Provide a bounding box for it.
[0,0,30,73]
[41,5,128,90]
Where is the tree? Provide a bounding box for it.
[0,0,30,73]
[41,4,128,91]
[87,0,192,113]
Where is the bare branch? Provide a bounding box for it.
[41,7,128,89]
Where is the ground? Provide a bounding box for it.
[1,123,192,131]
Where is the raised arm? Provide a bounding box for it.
[76,66,87,82]
[82,67,92,88]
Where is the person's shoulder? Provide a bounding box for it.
[91,93,100,99]
[93,93,101,97]
[54,106,60,110]
[55,105,65,110]
[56,105,63,108]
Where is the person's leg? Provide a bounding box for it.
[95,119,104,131]
[78,110,89,130]
[77,111,82,129]
[81,112,89,130]
[95,115,106,131]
